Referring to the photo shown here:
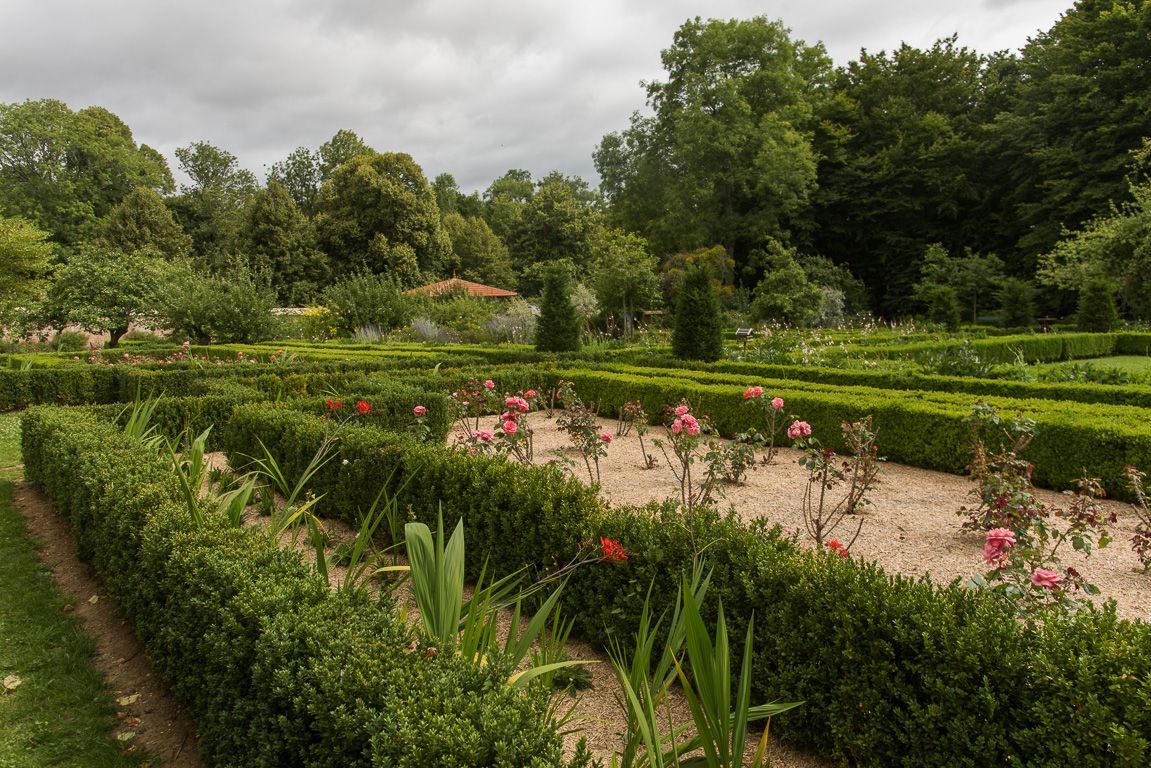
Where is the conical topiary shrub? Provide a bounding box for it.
[1076,280,1119,332]
[534,266,582,353]
[671,263,723,362]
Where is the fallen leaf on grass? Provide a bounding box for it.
[116,732,137,741]
[2,675,21,691]
[117,694,139,706]
[88,595,99,604]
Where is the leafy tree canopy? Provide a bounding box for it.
[595,16,830,273]
[591,229,659,328]
[0,215,53,328]
[100,186,191,259]
[441,212,516,290]
[41,245,170,347]
[0,99,173,247]
[235,181,329,305]
[267,129,374,217]
[314,151,451,287]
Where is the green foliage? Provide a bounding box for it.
[1077,280,1120,332]
[0,99,174,248]
[0,215,52,330]
[315,152,451,287]
[506,175,602,279]
[921,284,962,329]
[158,262,281,344]
[266,129,375,218]
[169,141,258,270]
[595,16,828,271]
[20,407,589,768]
[99,186,191,259]
[319,270,417,336]
[996,277,1037,328]
[813,39,987,312]
[748,240,824,326]
[535,267,582,353]
[235,181,329,304]
[672,264,723,362]
[42,245,170,347]
[591,229,659,331]
[441,212,517,290]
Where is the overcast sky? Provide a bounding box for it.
[1,0,1072,195]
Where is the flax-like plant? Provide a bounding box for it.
[670,575,801,768]
[118,386,163,450]
[164,426,213,529]
[607,570,712,768]
[385,509,595,689]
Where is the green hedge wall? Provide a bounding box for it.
[20,406,588,768]
[556,366,1151,499]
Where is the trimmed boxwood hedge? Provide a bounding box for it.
[20,406,589,768]
[216,402,1151,767]
[556,365,1151,499]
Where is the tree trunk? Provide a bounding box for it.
[107,326,128,348]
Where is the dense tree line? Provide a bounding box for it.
[3,0,1149,344]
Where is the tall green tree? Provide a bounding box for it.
[441,212,516,290]
[266,129,374,218]
[41,245,169,347]
[748,240,824,326]
[595,17,830,274]
[811,37,988,313]
[314,152,451,287]
[591,229,659,332]
[167,141,258,270]
[506,174,602,282]
[483,168,534,241]
[235,181,329,304]
[671,263,724,362]
[0,215,52,329]
[1037,141,1151,316]
[100,186,191,259]
[985,0,1151,273]
[0,99,173,247]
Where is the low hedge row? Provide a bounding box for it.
[221,403,1151,767]
[220,403,603,580]
[628,356,1151,411]
[556,365,1151,498]
[20,406,588,768]
[844,332,1119,364]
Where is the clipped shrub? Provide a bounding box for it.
[671,263,723,362]
[535,266,581,353]
[1078,280,1120,332]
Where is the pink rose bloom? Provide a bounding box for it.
[413,405,427,417]
[484,380,495,389]
[474,430,494,443]
[501,411,512,421]
[600,432,613,443]
[674,405,690,417]
[772,397,784,410]
[787,420,812,440]
[1030,569,1064,590]
[525,389,536,398]
[671,419,683,434]
[503,420,518,435]
[982,527,1017,564]
[682,414,700,436]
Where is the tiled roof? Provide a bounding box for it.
[404,277,518,298]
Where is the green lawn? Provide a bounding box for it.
[0,412,148,768]
[1088,355,1151,374]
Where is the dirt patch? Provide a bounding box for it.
[11,480,204,768]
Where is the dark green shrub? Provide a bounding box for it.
[671,263,723,362]
[997,277,1037,328]
[534,266,582,353]
[922,284,962,329]
[1078,280,1120,332]
[321,271,418,336]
